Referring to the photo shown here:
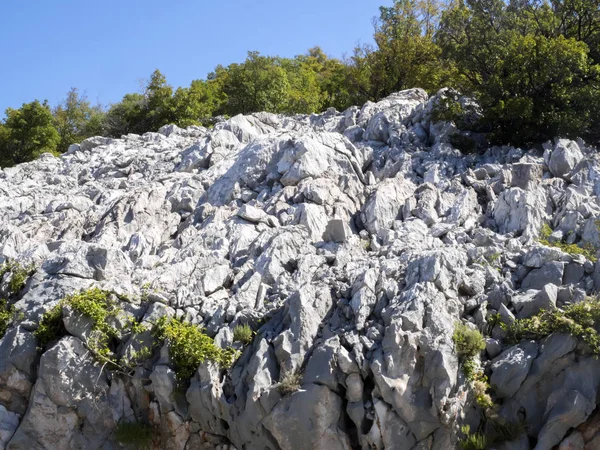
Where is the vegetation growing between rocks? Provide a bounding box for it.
[277,372,303,396]
[114,421,153,449]
[233,324,254,344]
[453,323,486,360]
[0,300,17,339]
[459,425,487,450]
[35,302,66,346]
[34,288,119,358]
[0,259,35,295]
[152,316,237,383]
[502,297,600,353]
[538,223,597,262]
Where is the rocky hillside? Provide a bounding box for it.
[1,88,600,450]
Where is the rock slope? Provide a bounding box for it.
[1,88,600,449]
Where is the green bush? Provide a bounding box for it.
[0,259,34,295]
[490,419,527,443]
[114,421,153,449]
[538,223,597,262]
[277,372,302,396]
[153,317,236,384]
[35,288,119,357]
[35,303,66,346]
[502,297,600,353]
[453,323,486,360]
[0,300,16,338]
[459,425,487,450]
[233,324,254,344]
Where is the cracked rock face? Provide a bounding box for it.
[1,88,600,449]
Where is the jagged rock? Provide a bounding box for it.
[521,261,565,290]
[8,337,115,450]
[512,285,557,319]
[361,175,416,235]
[548,139,584,179]
[490,341,538,398]
[2,89,600,449]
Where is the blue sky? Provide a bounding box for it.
[0,0,389,113]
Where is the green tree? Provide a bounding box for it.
[348,0,450,101]
[437,0,600,145]
[0,100,60,166]
[145,69,174,130]
[171,79,225,127]
[280,57,323,114]
[104,93,147,137]
[53,88,105,152]
[223,52,290,115]
[299,47,357,111]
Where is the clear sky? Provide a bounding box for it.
[0,0,389,113]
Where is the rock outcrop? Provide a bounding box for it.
[1,88,600,449]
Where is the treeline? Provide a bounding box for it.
[1,0,599,167]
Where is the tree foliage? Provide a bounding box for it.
[0,100,60,166]
[2,0,600,168]
[53,88,105,152]
[437,0,600,145]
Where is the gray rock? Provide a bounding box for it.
[535,390,594,450]
[490,341,538,398]
[511,163,543,190]
[521,261,565,290]
[512,285,557,319]
[548,139,584,179]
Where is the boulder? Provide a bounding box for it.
[548,140,584,179]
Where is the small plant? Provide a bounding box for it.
[486,252,501,265]
[459,425,487,450]
[502,297,600,353]
[462,357,478,381]
[114,421,153,449]
[121,346,153,371]
[490,418,527,443]
[277,371,302,396]
[67,288,120,358]
[0,300,16,338]
[0,259,35,295]
[35,302,66,346]
[153,317,236,384]
[35,287,120,359]
[128,318,147,334]
[453,323,486,360]
[233,324,254,344]
[538,223,597,262]
[472,373,494,410]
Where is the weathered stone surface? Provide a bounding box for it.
[490,341,538,398]
[548,139,584,179]
[2,89,600,449]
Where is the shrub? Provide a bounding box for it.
[0,300,15,338]
[153,317,236,384]
[277,372,302,396]
[502,297,600,353]
[0,259,34,295]
[114,421,153,449]
[120,347,153,371]
[35,288,119,357]
[490,419,527,443]
[538,223,597,262]
[233,324,253,344]
[35,303,65,346]
[459,425,487,450]
[453,323,486,360]
[65,288,119,358]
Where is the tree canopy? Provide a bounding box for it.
[1,0,600,167]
